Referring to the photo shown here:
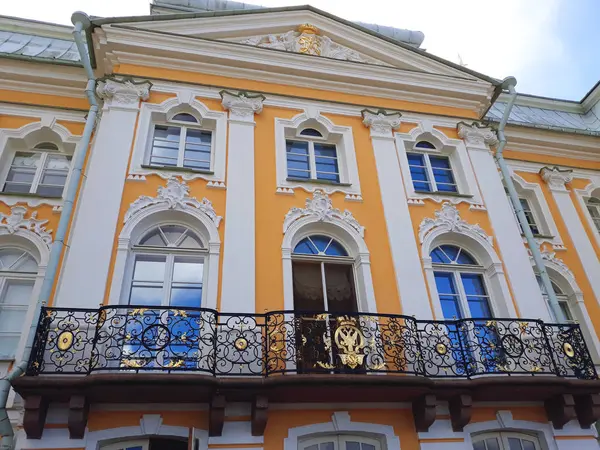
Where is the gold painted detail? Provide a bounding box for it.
[563,342,575,358]
[98,309,107,327]
[122,359,148,368]
[530,364,542,373]
[316,361,335,369]
[436,343,447,355]
[370,361,386,370]
[297,23,320,35]
[334,316,365,369]
[298,25,322,56]
[130,308,148,316]
[235,337,248,351]
[57,331,74,351]
[165,359,184,368]
[173,310,188,318]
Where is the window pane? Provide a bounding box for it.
[320,443,334,450]
[456,250,477,265]
[129,287,162,306]
[150,144,179,159]
[160,225,187,245]
[153,125,181,142]
[304,445,318,450]
[409,166,429,181]
[436,183,458,193]
[292,262,324,310]
[461,274,487,296]
[286,140,309,155]
[313,144,337,158]
[429,156,451,169]
[44,154,71,171]
[0,308,27,333]
[346,442,360,450]
[172,260,203,283]
[431,247,451,264]
[36,185,65,197]
[485,438,500,450]
[508,438,523,450]
[1,280,34,306]
[467,298,492,318]
[413,181,431,192]
[407,153,425,165]
[172,113,197,123]
[316,172,340,182]
[293,238,319,255]
[3,182,32,194]
[440,295,462,320]
[325,240,347,257]
[299,128,322,137]
[133,256,166,282]
[324,263,357,313]
[521,440,536,450]
[0,250,30,271]
[415,141,436,150]
[0,335,18,358]
[434,272,456,294]
[432,169,455,184]
[472,441,486,450]
[12,152,41,169]
[170,287,202,308]
[186,129,211,144]
[361,444,375,450]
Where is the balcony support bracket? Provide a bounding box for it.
[413,394,436,432]
[449,394,472,431]
[575,394,600,429]
[545,394,576,429]
[68,395,89,439]
[209,394,226,436]
[251,395,268,436]
[23,395,48,439]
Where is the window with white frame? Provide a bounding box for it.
[101,438,187,450]
[149,112,213,172]
[472,431,541,450]
[0,248,38,358]
[300,435,382,450]
[286,128,340,183]
[407,141,457,193]
[586,197,600,233]
[536,276,574,323]
[3,142,72,197]
[507,194,541,236]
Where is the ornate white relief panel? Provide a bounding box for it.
[457,122,499,148]
[220,90,265,120]
[419,202,492,245]
[540,166,574,192]
[0,206,52,248]
[362,109,402,137]
[96,77,152,109]
[283,190,364,237]
[125,178,222,227]
[238,24,390,66]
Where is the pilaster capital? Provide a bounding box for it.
[540,166,573,192]
[457,122,498,148]
[96,77,152,110]
[220,90,265,122]
[361,109,402,138]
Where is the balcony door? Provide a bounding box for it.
[291,235,358,372]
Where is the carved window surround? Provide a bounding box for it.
[129,89,228,185]
[396,120,484,206]
[275,111,361,199]
[573,180,600,249]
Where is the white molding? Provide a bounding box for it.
[129,89,228,182]
[540,167,574,193]
[0,206,52,250]
[108,178,221,310]
[395,120,484,206]
[362,109,402,138]
[282,191,376,315]
[420,203,517,319]
[96,77,152,110]
[220,90,265,121]
[0,103,86,123]
[457,122,499,148]
[283,411,400,450]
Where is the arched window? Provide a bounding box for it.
[586,197,600,233]
[128,225,206,308]
[149,111,213,171]
[300,435,382,450]
[101,438,188,450]
[0,248,38,358]
[536,276,574,323]
[431,245,492,320]
[3,142,72,197]
[472,431,541,450]
[286,127,340,183]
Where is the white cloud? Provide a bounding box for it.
[1,0,572,97]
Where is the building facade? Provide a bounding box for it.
[1,1,600,449]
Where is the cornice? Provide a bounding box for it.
[497,92,583,114]
[0,102,87,122]
[96,26,493,116]
[503,127,600,160]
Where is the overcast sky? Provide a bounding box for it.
[3,0,599,101]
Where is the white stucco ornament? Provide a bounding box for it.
[283,190,364,237]
[540,166,573,192]
[0,206,52,247]
[419,202,492,245]
[362,109,402,136]
[125,178,222,227]
[96,77,152,106]
[220,90,265,118]
[457,122,499,147]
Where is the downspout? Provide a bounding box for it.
[492,77,565,322]
[0,11,98,450]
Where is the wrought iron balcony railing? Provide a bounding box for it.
[26,306,597,379]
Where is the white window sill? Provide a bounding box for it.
[0,192,64,208]
[130,164,223,182]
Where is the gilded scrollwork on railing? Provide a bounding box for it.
[26,306,597,380]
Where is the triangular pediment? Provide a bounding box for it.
[110,7,490,81]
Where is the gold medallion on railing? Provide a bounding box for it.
[563,342,575,358]
[235,337,248,351]
[436,343,447,355]
[334,316,365,369]
[57,331,74,351]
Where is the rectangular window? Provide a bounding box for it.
[3,152,71,197]
[407,152,457,193]
[286,140,340,183]
[0,279,34,358]
[586,199,600,233]
[150,125,212,171]
[509,196,540,235]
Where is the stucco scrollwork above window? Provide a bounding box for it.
[540,166,573,192]
[124,178,222,228]
[283,190,364,238]
[457,122,499,148]
[419,202,492,245]
[0,206,52,248]
[220,90,265,120]
[238,24,390,66]
[96,77,152,107]
[362,109,402,137]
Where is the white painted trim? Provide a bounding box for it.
[283,411,400,450]
[574,181,600,249]
[275,111,361,196]
[394,120,484,206]
[129,90,228,182]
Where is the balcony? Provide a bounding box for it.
[26,305,596,378]
[12,306,600,439]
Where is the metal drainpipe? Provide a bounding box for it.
[0,12,98,450]
[493,77,565,322]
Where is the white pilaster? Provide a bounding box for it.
[219,91,265,313]
[363,109,432,318]
[541,167,600,306]
[458,123,550,320]
[56,77,152,308]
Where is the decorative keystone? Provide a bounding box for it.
[220,90,265,120]
[457,122,498,147]
[362,109,402,137]
[540,166,573,192]
[96,77,152,108]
